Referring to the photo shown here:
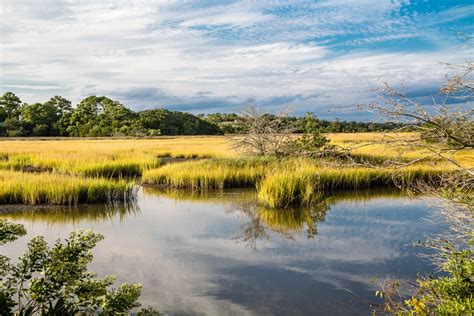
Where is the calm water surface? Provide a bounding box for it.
[0,188,443,315]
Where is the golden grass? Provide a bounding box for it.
[0,134,470,177]
[142,157,274,189]
[0,133,471,206]
[257,159,450,208]
[0,137,237,176]
[327,132,473,167]
[0,170,136,205]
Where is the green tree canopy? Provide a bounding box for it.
[67,96,135,136]
[0,92,22,120]
[44,96,73,136]
[135,109,221,136]
[21,102,60,136]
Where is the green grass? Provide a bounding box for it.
[0,170,136,205]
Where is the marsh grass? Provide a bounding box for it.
[142,157,275,189]
[0,134,470,207]
[328,133,473,167]
[0,153,160,177]
[142,154,455,208]
[0,170,136,205]
[0,137,235,177]
[257,162,450,208]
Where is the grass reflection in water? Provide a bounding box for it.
[0,188,409,248]
[0,201,140,224]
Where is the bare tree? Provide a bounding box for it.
[233,105,296,156]
[367,61,473,314]
[360,61,473,172]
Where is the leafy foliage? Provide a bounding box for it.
[405,247,473,314]
[134,109,221,136]
[291,113,331,157]
[0,92,408,137]
[201,111,407,134]
[67,96,136,137]
[0,220,144,315]
[0,92,22,120]
[0,93,220,137]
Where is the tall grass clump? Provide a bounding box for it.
[0,170,136,205]
[142,157,275,189]
[258,162,449,208]
[70,157,160,178]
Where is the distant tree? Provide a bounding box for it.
[21,102,60,136]
[234,105,295,156]
[291,113,331,157]
[3,118,25,137]
[0,92,411,138]
[0,107,6,123]
[0,92,22,119]
[68,96,135,136]
[134,109,221,136]
[329,118,342,133]
[44,96,73,136]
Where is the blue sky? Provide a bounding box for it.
[0,0,472,120]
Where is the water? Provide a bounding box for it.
[0,188,444,315]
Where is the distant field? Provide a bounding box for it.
[0,133,471,206]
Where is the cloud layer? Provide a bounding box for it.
[1,0,472,118]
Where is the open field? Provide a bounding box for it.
[0,133,472,206]
[0,137,235,177]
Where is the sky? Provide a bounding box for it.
[0,0,473,120]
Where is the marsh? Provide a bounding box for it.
[0,188,444,315]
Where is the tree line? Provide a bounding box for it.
[0,92,405,137]
[200,112,407,133]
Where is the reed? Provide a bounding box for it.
[0,170,136,205]
[142,157,275,189]
[0,151,162,177]
[257,162,450,208]
[0,134,470,207]
[0,137,236,177]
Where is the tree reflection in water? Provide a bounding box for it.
[1,187,406,249]
[235,198,330,248]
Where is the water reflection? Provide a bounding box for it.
[146,187,408,248]
[0,187,440,315]
[0,202,140,224]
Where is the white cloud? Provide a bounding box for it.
[0,0,471,117]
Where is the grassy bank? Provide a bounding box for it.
[0,134,471,206]
[0,137,235,177]
[0,170,136,205]
[257,163,449,208]
[142,157,275,189]
[142,155,452,208]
